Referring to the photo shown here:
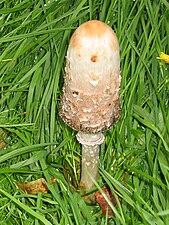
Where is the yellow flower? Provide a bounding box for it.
[157,52,169,64]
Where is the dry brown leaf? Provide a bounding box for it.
[0,129,7,149]
[95,185,122,216]
[18,178,56,194]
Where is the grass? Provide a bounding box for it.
[0,0,169,224]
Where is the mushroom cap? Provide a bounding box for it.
[59,20,121,133]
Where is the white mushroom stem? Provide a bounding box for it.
[76,132,104,201]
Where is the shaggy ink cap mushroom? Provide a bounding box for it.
[59,20,121,203]
[59,20,121,133]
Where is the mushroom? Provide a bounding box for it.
[59,20,121,203]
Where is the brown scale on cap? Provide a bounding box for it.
[59,20,121,133]
[90,55,98,62]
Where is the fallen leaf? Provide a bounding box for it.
[18,178,56,194]
[0,129,7,149]
[95,185,122,216]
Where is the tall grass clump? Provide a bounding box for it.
[0,0,169,224]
